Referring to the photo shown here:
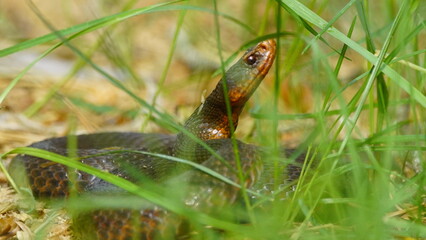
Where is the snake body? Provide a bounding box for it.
[9,40,304,239]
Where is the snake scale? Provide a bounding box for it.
[9,40,304,239]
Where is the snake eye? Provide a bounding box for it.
[245,54,258,66]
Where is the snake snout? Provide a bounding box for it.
[253,39,276,76]
[257,39,276,54]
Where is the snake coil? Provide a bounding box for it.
[9,40,304,239]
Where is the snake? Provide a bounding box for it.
[9,39,304,239]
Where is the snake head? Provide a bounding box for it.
[226,39,276,105]
[178,40,276,144]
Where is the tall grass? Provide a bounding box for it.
[1,0,425,239]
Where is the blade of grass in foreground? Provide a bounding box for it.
[356,1,390,133]
[0,43,60,105]
[141,9,187,131]
[1,0,261,167]
[24,0,145,117]
[212,0,255,225]
[302,0,358,54]
[0,0,181,114]
[0,3,257,58]
[338,0,409,153]
[0,1,184,57]
[23,0,233,167]
[0,147,252,235]
[277,0,426,108]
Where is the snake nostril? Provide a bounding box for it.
[259,43,268,51]
[257,39,276,53]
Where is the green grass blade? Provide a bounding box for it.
[277,0,426,108]
[0,43,60,105]
[376,73,389,131]
[141,9,187,131]
[392,48,426,63]
[276,1,346,57]
[0,1,184,57]
[355,1,376,52]
[24,0,233,166]
[338,0,409,153]
[302,0,358,54]
[212,0,255,224]
[385,20,426,62]
[0,2,259,58]
[334,16,357,76]
[0,147,249,234]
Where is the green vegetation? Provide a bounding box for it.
[1,0,425,239]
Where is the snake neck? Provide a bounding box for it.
[173,39,276,160]
[174,82,242,160]
[187,82,243,139]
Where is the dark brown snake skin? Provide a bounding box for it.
[9,40,304,239]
